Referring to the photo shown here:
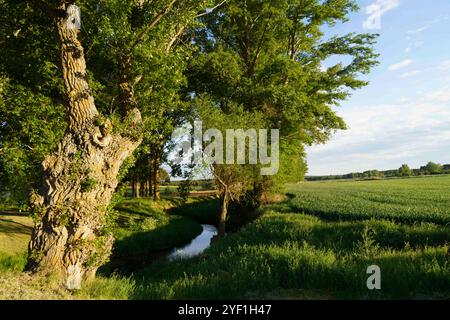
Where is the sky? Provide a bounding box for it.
[306,0,450,176]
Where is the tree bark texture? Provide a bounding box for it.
[26,2,142,290]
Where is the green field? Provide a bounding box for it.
[1,176,450,299]
[286,175,450,225]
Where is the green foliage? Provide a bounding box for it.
[188,0,379,198]
[398,164,413,177]
[0,0,216,204]
[86,235,114,268]
[2,180,450,299]
[168,197,220,225]
[0,1,66,203]
[354,224,380,258]
[80,176,98,193]
[0,78,65,202]
[177,179,193,203]
[421,161,443,175]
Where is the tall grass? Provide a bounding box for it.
[77,274,136,300]
[2,180,450,299]
[0,251,27,272]
[130,212,450,299]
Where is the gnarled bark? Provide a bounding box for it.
[26,2,142,290]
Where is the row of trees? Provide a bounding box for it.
[0,0,378,288]
[307,162,449,181]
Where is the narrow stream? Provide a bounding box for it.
[167,224,218,261]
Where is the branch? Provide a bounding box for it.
[212,167,227,189]
[165,26,186,53]
[196,0,228,18]
[251,13,273,71]
[130,0,177,50]
[211,166,235,201]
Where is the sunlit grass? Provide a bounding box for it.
[1,178,450,299]
[286,176,450,224]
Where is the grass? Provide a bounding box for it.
[128,212,450,299]
[1,176,450,299]
[0,251,27,272]
[285,175,450,225]
[0,214,33,255]
[76,274,136,300]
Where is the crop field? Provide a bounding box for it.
[285,175,450,225]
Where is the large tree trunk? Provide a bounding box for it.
[218,192,229,237]
[26,2,142,290]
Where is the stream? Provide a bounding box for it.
[167,224,218,261]
[106,224,218,274]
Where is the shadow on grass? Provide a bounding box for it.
[0,211,29,217]
[0,218,32,234]
[167,197,220,226]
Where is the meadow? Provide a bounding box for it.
[1,175,450,299]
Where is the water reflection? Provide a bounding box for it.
[168,224,218,261]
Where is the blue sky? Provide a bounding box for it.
[306,0,450,175]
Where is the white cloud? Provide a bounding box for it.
[363,0,400,30]
[306,86,450,175]
[400,70,421,78]
[427,89,450,103]
[388,59,414,71]
[407,26,428,35]
[439,60,450,71]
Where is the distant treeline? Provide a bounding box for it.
[168,179,216,189]
[306,162,450,181]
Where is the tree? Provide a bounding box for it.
[24,1,144,290]
[188,0,378,220]
[422,161,442,175]
[21,0,214,289]
[99,0,216,202]
[197,100,266,236]
[398,164,412,177]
